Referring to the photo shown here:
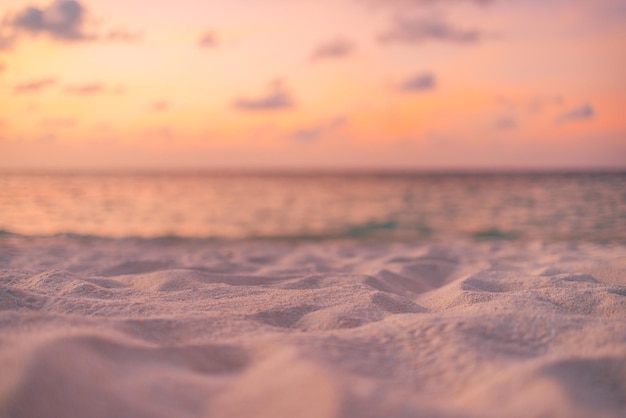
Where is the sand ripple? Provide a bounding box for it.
[0,238,625,417]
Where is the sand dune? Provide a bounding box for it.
[1,237,625,417]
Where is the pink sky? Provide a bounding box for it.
[1,0,625,169]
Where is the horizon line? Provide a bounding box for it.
[1,166,626,175]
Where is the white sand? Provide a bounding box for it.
[1,237,625,418]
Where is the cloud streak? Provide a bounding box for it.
[287,117,347,142]
[39,117,77,128]
[494,116,516,130]
[380,16,484,44]
[398,72,436,92]
[64,82,105,95]
[13,77,57,94]
[233,80,294,111]
[362,0,493,9]
[557,103,594,123]
[106,28,142,42]
[311,39,354,61]
[363,0,495,6]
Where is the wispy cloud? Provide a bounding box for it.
[360,0,494,13]
[287,117,347,142]
[557,103,594,123]
[13,77,57,94]
[106,28,142,42]
[11,0,92,41]
[398,72,436,92]
[528,96,563,114]
[64,82,105,95]
[497,95,563,114]
[233,80,294,111]
[311,39,354,61]
[379,16,484,44]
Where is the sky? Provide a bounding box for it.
[0,0,625,170]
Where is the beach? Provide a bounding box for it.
[2,0,624,411]
[1,234,625,417]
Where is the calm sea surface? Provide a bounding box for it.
[1,172,624,242]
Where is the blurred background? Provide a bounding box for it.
[1,1,625,242]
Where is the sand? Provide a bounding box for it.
[1,236,625,418]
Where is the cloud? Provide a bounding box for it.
[144,125,174,141]
[198,31,217,48]
[64,82,105,95]
[361,0,493,9]
[528,96,563,114]
[0,62,5,73]
[113,84,127,95]
[5,1,137,46]
[497,95,563,114]
[287,117,347,142]
[13,77,57,94]
[233,80,294,111]
[311,39,354,61]
[0,34,16,51]
[398,72,436,92]
[379,16,484,44]
[557,103,594,123]
[39,117,77,128]
[11,0,91,41]
[494,116,516,130]
[37,132,57,143]
[106,28,142,42]
[151,100,170,112]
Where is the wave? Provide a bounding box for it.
[3,226,622,244]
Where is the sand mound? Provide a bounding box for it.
[1,237,625,417]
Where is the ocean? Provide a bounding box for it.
[1,171,625,242]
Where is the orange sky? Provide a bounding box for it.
[1,0,625,169]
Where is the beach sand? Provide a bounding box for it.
[1,236,625,417]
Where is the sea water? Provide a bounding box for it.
[1,171,624,242]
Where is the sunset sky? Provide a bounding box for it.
[1,0,625,169]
